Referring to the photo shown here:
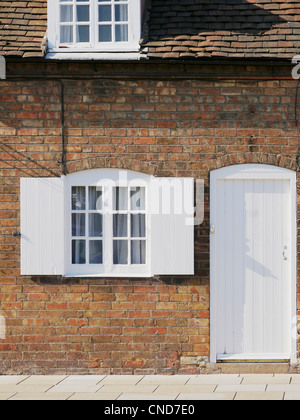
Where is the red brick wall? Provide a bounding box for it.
[0,61,298,374]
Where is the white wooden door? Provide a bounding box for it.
[210,165,296,362]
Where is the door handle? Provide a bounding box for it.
[283,246,287,261]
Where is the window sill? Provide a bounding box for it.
[46,51,146,61]
[64,272,152,278]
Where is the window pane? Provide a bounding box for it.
[130,187,145,211]
[61,5,73,22]
[72,240,86,264]
[89,240,103,264]
[99,5,111,21]
[131,214,145,238]
[113,240,128,264]
[99,25,112,42]
[113,187,128,210]
[115,24,128,42]
[72,186,86,210]
[77,5,89,21]
[72,213,85,236]
[60,25,73,43]
[113,214,127,237]
[76,25,90,42]
[115,4,128,21]
[89,186,102,210]
[131,240,146,264]
[89,213,103,237]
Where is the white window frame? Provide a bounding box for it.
[47,0,141,52]
[65,169,151,277]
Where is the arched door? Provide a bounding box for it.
[210,164,297,363]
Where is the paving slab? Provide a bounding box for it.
[266,384,300,392]
[138,375,191,385]
[241,374,291,384]
[186,374,241,385]
[0,376,29,385]
[118,393,178,400]
[97,385,158,394]
[48,384,103,393]
[154,384,216,394]
[69,392,122,400]
[20,375,68,386]
[216,384,266,392]
[177,392,235,400]
[57,375,105,385]
[284,392,300,400]
[99,375,143,385]
[273,374,293,383]
[0,384,53,393]
[47,375,106,393]
[235,391,284,400]
[0,393,17,400]
[8,393,73,400]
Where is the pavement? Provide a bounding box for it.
[1,374,300,400]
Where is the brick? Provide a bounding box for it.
[28,293,50,301]
[128,311,150,318]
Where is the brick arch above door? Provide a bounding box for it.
[205,152,298,174]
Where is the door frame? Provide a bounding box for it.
[209,164,297,363]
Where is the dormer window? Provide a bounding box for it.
[47,0,141,52]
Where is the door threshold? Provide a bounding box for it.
[216,353,291,363]
[217,359,290,363]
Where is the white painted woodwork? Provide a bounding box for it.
[210,165,296,363]
[20,177,65,275]
[20,170,195,278]
[47,0,141,52]
[150,177,194,276]
[65,169,151,277]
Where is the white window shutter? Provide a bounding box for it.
[150,177,194,276]
[20,177,65,275]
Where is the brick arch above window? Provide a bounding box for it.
[65,156,158,176]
